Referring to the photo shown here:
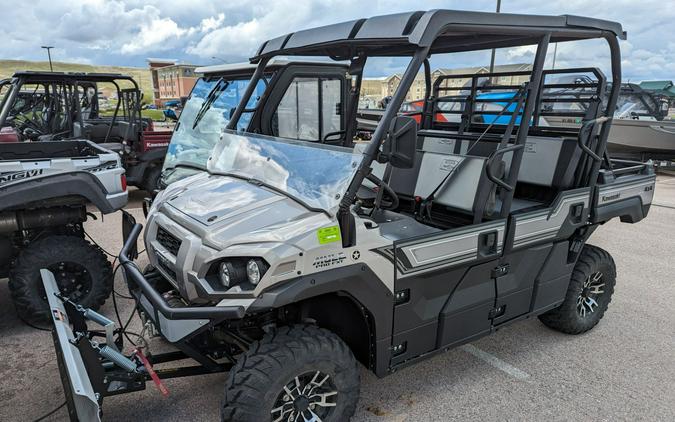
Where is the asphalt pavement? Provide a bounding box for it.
[1,177,673,422]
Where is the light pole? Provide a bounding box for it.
[552,42,558,70]
[488,0,501,74]
[41,46,54,71]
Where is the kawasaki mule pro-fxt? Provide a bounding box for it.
[42,10,655,422]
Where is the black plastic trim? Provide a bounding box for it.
[120,223,246,320]
[0,171,117,214]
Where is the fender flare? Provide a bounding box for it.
[0,172,120,214]
[249,264,394,376]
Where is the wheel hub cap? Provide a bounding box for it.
[577,271,605,318]
[47,261,92,302]
[271,371,338,422]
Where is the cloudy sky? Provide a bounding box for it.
[1,0,673,81]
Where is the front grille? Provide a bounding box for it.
[157,259,177,280]
[156,226,181,256]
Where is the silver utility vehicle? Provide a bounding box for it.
[1,140,126,322]
[43,10,655,422]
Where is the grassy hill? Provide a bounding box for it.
[0,60,155,103]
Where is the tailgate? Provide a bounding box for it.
[43,269,102,422]
[592,161,656,224]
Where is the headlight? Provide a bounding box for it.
[219,262,234,287]
[246,259,263,285]
[217,261,246,288]
[208,257,269,291]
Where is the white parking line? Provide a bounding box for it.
[460,344,531,380]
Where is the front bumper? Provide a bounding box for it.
[120,214,246,341]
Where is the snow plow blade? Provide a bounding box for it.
[42,269,102,422]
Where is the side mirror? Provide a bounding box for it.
[382,116,416,168]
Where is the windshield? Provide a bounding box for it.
[162,76,267,176]
[208,130,360,213]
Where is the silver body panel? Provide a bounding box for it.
[146,172,394,302]
[512,189,591,249]
[597,175,656,206]
[0,140,127,212]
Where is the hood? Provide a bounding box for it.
[165,175,294,226]
[159,174,330,249]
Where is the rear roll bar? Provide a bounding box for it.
[119,223,246,320]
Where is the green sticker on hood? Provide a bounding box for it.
[317,226,341,244]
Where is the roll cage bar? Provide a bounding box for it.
[0,72,141,142]
[227,9,624,246]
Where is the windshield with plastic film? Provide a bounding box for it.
[208,130,361,213]
[162,76,267,175]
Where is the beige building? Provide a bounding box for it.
[147,59,200,106]
[378,63,533,101]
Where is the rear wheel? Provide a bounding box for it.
[8,235,113,323]
[142,165,162,193]
[221,325,360,422]
[539,244,616,334]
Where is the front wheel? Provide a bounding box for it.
[538,244,616,334]
[221,325,360,422]
[9,235,113,323]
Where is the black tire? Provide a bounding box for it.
[8,235,113,323]
[539,244,616,334]
[221,325,360,422]
[142,165,162,194]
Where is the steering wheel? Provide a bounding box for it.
[357,173,399,210]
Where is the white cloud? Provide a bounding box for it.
[121,17,187,54]
[0,0,672,81]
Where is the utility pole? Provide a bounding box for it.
[488,0,502,74]
[552,42,558,70]
[41,46,54,71]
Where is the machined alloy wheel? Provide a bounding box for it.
[221,325,360,422]
[271,371,338,422]
[576,271,605,318]
[539,244,616,335]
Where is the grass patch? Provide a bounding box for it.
[142,109,166,121]
[0,59,155,104]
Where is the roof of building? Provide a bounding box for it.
[252,10,625,61]
[155,63,200,71]
[146,58,177,64]
[638,80,675,97]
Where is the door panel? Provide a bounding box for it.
[390,219,506,365]
[436,260,498,348]
[492,243,552,324]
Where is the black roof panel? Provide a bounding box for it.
[252,9,624,61]
[11,71,136,84]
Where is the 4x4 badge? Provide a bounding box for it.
[352,250,360,260]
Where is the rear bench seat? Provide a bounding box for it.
[388,131,582,218]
